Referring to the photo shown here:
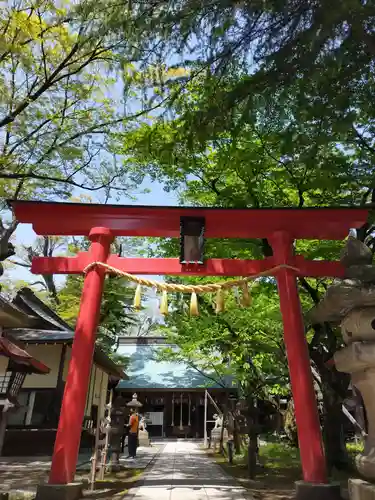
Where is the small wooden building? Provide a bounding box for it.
[0,288,126,456]
[0,333,50,455]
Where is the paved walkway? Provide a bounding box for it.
[0,446,159,494]
[128,440,250,500]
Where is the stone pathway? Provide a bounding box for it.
[128,440,250,500]
[0,446,159,494]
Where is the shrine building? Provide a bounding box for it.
[116,336,235,439]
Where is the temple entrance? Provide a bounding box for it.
[9,200,370,489]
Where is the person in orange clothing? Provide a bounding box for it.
[127,408,139,459]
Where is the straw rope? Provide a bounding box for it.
[83,261,300,315]
[83,261,300,292]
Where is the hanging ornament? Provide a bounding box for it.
[133,284,142,310]
[190,292,199,316]
[241,282,251,307]
[160,290,169,315]
[215,288,225,313]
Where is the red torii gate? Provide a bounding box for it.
[10,201,369,492]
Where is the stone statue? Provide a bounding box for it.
[139,416,146,431]
[213,414,223,429]
[310,233,375,495]
[210,413,228,451]
[138,415,150,447]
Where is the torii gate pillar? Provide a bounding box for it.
[49,227,113,485]
[271,232,327,485]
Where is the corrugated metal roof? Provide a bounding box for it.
[116,344,232,390]
[4,330,126,379]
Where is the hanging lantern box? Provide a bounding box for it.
[0,359,27,403]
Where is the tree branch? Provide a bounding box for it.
[0,26,84,128]
[352,125,375,155]
[0,171,124,192]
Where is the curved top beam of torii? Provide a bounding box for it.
[8,200,369,240]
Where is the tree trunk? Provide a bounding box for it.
[227,408,242,454]
[284,399,298,447]
[0,216,17,286]
[321,381,351,472]
[246,397,259,479]
[233,419,242,454]
[311,348,351,472]
[307,320,352,471]
[219,405,227,454]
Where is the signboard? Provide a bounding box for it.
[144,411,164,426]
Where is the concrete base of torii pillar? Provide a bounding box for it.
[36,483,83,500]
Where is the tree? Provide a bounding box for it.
[6,236,65,303]
[111,0,375,152]
[53,235,141,361]
[120,73,369,469]
[56,272,137,363]
[117,0,374,470]
[0,0,165,271]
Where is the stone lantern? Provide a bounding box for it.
[309,235,375,497]
[126,393,143,409]
[108,395,127,471]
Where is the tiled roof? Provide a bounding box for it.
[13,288,72,331]
[0,295,38,329]
[1,290,127,379]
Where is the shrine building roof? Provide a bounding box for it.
[116,341,234,390]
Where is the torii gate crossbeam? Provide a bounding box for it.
[9,200,369,497]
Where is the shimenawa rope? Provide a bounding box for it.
[83,262,300,316]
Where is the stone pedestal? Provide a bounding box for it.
[138,429,150,447]
[211,427,228,451]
